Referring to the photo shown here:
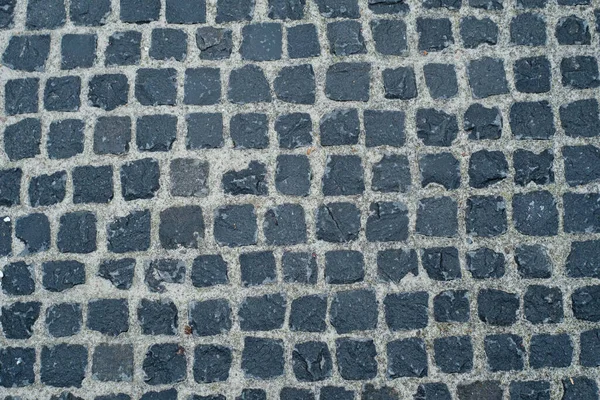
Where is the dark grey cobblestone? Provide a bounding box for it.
[1,0,600,398]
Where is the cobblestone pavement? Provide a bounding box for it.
[1,0,600,399]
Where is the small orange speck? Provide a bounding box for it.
[307,147,315,155]
[184,325,193,335]
[423,51,428,56]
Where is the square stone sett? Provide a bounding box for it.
[387,338,427,378]
[323,155,364,196]
[326,63,371,102]
[100,395,133,400]
[88,74,129,111]
[241,23,282,61]
[510,101,555,139]
[47,119,85,159]
[70,0,110,26]
[414,384,452,400]
[46,303,82,336]
[1,262,34,296]
[193,345,232,383]
[239,251,277,286]
[514,56,551,93]
[26,0,65,30]
[137,115,177,152]
[2,34,51,72]
[5,78,38,115]
[372,154,411,193]
[484,334,525,372]
[470,0,502,8]
[384,291,428,330]
[335,339,377,380]
[467,58,509,98]
[57,211,97,253]
[264,204,307,245]
[184,68,221,105]
[524,285,563,324]
[511,13,546,46]
[290,295,327,332]
[287,24,320,58]
[566,240,600,279]
[53,392,86,400]
[556,16,590,45]
[170,158,208,197]
[120,158,160,200]
[268,0,305,19]
[459,382,503,400]
[0,347,35,388]
[143,343,187,385]
[276,113,313,148]
[561,56,600,89]
[460,17,498,48]
[424,0,461,8]
[377,249,418,283]
[417,18,453,51]
[105,31,141,66]
[320,109,360,146]
[196,27,233,60]
[239,293,286,331]
[15,213,50,254]
[416,108,458,147]
[515,244,552,278]
[434,290,470,323]
[159,206,204,249]
[274,64,316,104]
[189,299,232,336]
[191,254,229,287]
[187,113,223,149]
[422,247,461,281]
[371,19,407,55]
[564,192,600,233]
[530,334,573,369]
[61,34,96,69]
[135,69,177,106]
[292,341,332,382]
[517,0,546,6]
[92,344,133,382]
[315,0,359,17]
[0,218,11,256]
[238,390,265,400]
[366,201,409,242]
[416,196,458,237]
[317,202,360,242]
[138,298,178,335]
[328,20,365,56]
[320,387,354,400]
[364,110,405,147]
[120,0,160,23]
[166,0,205,23]
[87,299,129,336]
[98,258,135,289]
[560,99,600,138]
[72,165,113,204]
[0,301,41,339]
[41,344,87,387]
[214,204,257,247]
[142,389,177,400]
[107,210,151,253]
[216,0,254,22]
[580,328,600,366]
[44,76,81,112]
[433,336,473,374]
[514,149,554,186]
[0,169,21,207]
[573,286,600,322]
[42,260,85,292]
[325,250,364,284]
[223,161,267,196]
[0,0,15,28]
[144,259,186,293]
[478,289,519,326]
[94,116,131,155]
[150,28,187,61]
[242,337,285,379]
[383,66,417,100]
[562,377,599,400]
[419,153,460,190]
[282,252,317,284]
[230,113,269,149]
[330,289,377,333]
[275,155,311,196]
[464,104,502,140]
[4,118,42,161]
[564,145,600,184]
[466,196,507,238]
[423,64,458,99]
